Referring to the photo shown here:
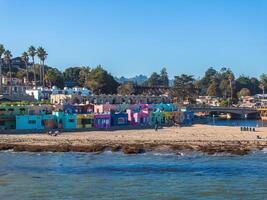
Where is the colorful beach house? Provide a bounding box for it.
[111,112,128,126]
[127,109,150,126]
[94,113,111,128]
[162,111,174,125]
[0,106,28,130]
[76,114,94,128]
[183,111,194,126]
[16,115,43,130]
[53,111,76,129]
[154,103,176,112]
[16,114,56,130]
[150,110,164,125]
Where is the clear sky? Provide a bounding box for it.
[0,0,266,79]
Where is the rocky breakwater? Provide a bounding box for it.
[0,140,266,156]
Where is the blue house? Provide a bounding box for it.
[53,111,76,129]
[16,115,43,130]
[183,111,194,126]
[111,112,128,126]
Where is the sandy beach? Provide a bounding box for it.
[1,125,267,155]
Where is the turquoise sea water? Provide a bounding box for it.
[1,150,267,200]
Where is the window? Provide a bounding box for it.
[69,119,74,123]
[118,117,125,124]
[82,119,91,124]
[28,120,36,124]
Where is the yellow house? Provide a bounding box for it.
[76,114,94,128]
[162,111,174,125]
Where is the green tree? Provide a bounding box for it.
[3,50,13,95]
[206,80,218,96]
[0,44,5,92]
[259,73,267,95]
[144,72,161,87]
[63,67,82,85]
[171,74,196,103]
[45,68,63,88]
[250,77,260,95]
[21,52,29,84]
[37,47,48,87]
[28,46,37,87]
[219,79,228,98]
[159,67,169,86]
[199,67,218,95]
[78,67,91,86]
[86,65,119,94]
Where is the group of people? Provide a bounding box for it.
[240,126,256,132]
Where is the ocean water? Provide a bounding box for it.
[1,151,267,200]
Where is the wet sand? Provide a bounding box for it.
[1,125,267,155]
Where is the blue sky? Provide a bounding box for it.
[0,0,267,79]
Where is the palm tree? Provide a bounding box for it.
[37,47,48,87]
[259,83,265,96]
[260,74,267,96]
[28,46,36,87]
[3,50,13,96]
[0,44,5,93]
[21,52,29,85]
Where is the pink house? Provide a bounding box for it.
[127,109,150,126]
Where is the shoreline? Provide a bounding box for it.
[1,125,267,155]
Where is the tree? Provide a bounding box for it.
[250,77,260,95]
[28,46,37,87]
[117,82,136,95]
[206,80,217,96]
[0,44,5,92]
[238,88,251,97]
[86,65,119,94]
[63,67,82,85]
[78,67,91,86]
[144,72,161,87]
[199,67,218,95]
[3,50,13,95]
[235,76,251,94]
[45,68,63,88]
[260,73,267,95]
[219,79,228,98]
[159,67,169,86]
[37,47,48,87]
[171,74,196,103]
[21,52,29,85]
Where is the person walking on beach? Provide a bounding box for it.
[155,119,159,131]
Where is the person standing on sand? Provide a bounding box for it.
[155,119,159,131]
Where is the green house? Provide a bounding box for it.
[150,111,164,125]
[0,105,28,130]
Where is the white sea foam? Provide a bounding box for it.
[262,148,267,153]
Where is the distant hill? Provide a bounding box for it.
[115,75,148,85]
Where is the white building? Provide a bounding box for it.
[26,86,91,101]
[25,87,51,101]
[51,86,91,96]
[196,96,220,107]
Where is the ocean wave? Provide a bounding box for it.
[262,148,267,153]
